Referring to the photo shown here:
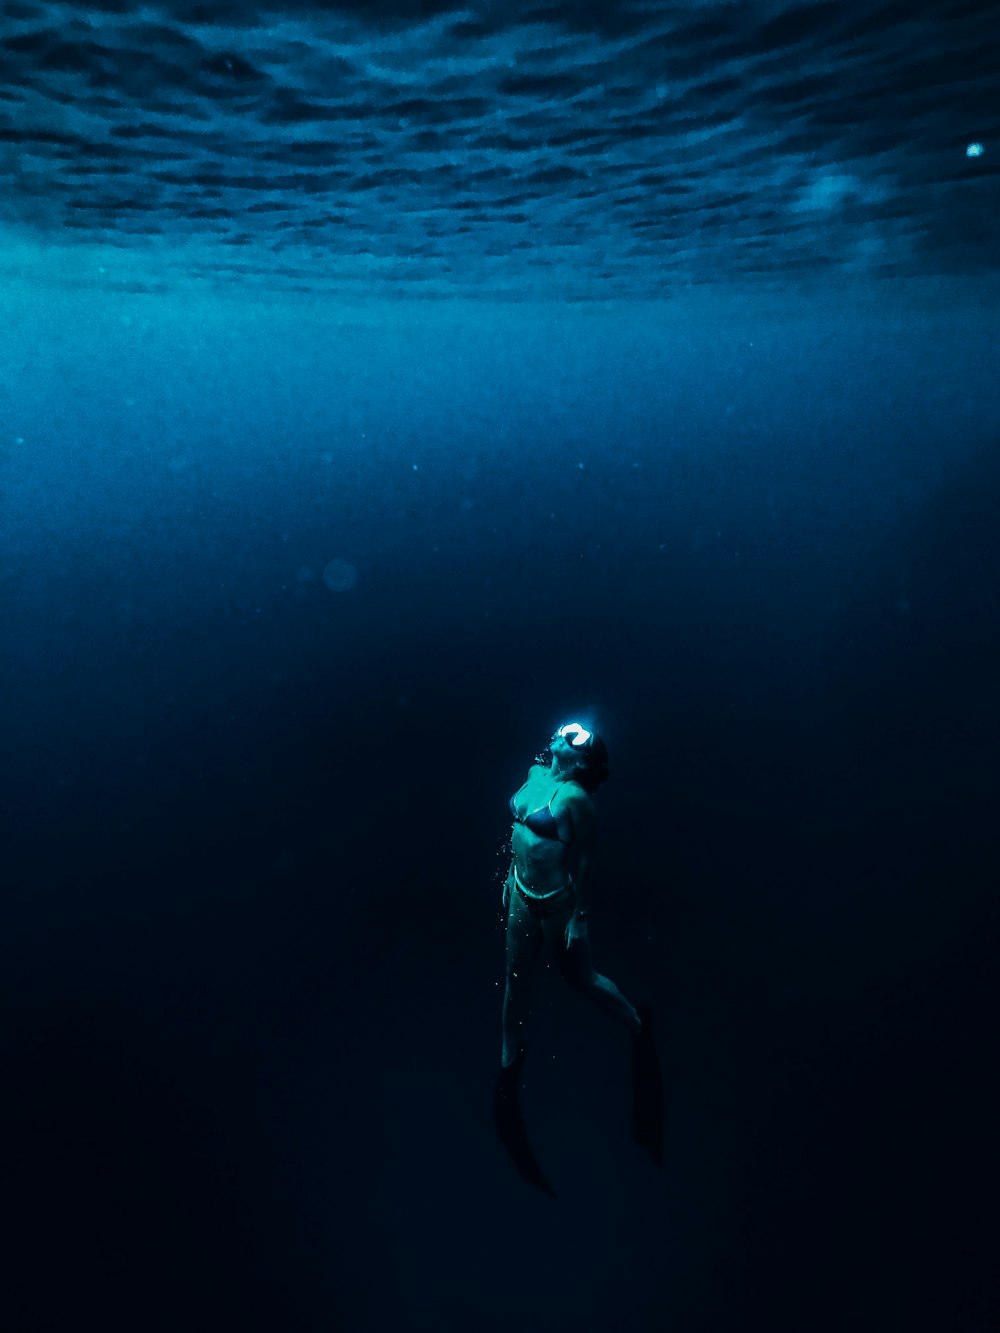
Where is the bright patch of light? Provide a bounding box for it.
[558,722,593,748]
[966,142,984,158]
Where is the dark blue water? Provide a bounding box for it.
[3,1,1000,1327]
[4,283,997,1332]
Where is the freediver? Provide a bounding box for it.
[493,721,663,1196]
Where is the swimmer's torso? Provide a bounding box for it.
[510,765,588,893]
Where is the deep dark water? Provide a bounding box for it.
[3,288,998,1332]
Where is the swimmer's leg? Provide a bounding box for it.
[495,894,555,1196]
[546,918,664,1163]
[501,889,543,1068]
[546,916,641,1034]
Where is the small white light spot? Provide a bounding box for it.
[967,142,984,158]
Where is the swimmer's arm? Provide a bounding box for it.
[573,854,592,917]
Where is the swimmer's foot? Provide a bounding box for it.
[631,1004,664,1167]
[493,1045,557,1199]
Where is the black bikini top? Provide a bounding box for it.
[510,789,570,844]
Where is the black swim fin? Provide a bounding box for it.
[493,1044,557,1199]
[631,1004,664,1166]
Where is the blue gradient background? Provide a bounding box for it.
[2,3,999,1330]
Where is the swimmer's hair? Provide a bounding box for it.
[575,733,609,793]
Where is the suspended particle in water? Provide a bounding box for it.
[966,142,984,157]
[322,558,358,592]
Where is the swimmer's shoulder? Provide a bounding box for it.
[555,781,596,830]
